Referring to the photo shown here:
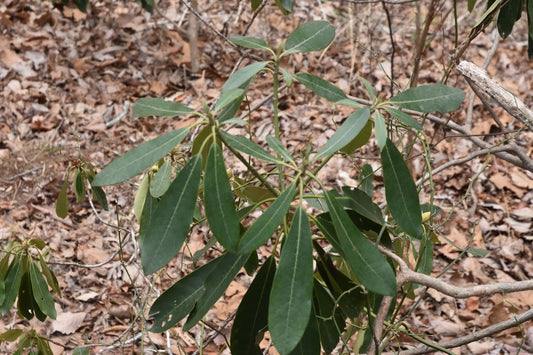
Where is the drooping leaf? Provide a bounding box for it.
[467,0,477,12]
[90,183,109,211]
[73,0,88,12]
[416,237,433,276]
[0,329,23,342]
[312,279,344,354]
[314,107,370,160]
[275,0,293,14]
[341,187,384,225]
[191,125,216,169]
[286,311,321,355]
[374,110,387,150]
[269,207,313,355]
[92,128,189,186]
[36,338,53,355]
[384,107,423,130]
[149,159,172,198]
[29,261,56,319]
[1,258,23,315]
[204,144,240,251]
[217,90,247,123]
[497,0,522,38]
[133,173,151,221]
[266,135,295,163]
[55,176,69,218]
[148,258,219,332]
[250,0,262,11]
[222,61,269,92]
[294,73,347,103]
[133,98,194,117]
[229,36,271,51]
[140,155,202,274]
[215,88,246,112]
[283,21,335,56]
[237,183,296,254]
[39,259,60,296]
[359,164,374,198]
[73,170,85,203]
[140,0,154,13]
[231,257,276,355]
[389,84,465,113]
[0,273,4,306]
[324,190,397,296]
[381,139,423,239]
[528,0,533,59]
[18,272,37,320]
[184,252,249,330]
[220,131,281,164]
[280,68,293,86]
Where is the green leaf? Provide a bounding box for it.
[28,239,45,250]
[204,145,240,251]
[237,183,296,254]
[360,164,374,198]
[217,91,247,123]
[251,0,262,11]
[280,68,293,86]
[90,184,109,211]
[324,190,397,296]
[215,88,246,112]
[275,0,293,14]
[269,207,313,355]
[0,329,23,342]
[133,173,151,221]
[39,259,61,296]
[72,347,90,355]
[242,186,277,204]
[341,187,384,225]
[140,155,202,274]
[73,170,86,203]
[191,125,216,169]
[220,131,281,164]
[231,257,276,355]
[374,110,387,150]
[312,279,343,353]
[1,258,23,315]
[222,61,269,92]
[266,135,294,163]
[416,237,433,276]
[283,21,335,56]
[149,160,172,198]
[335,98,364,108]
[55,176,69,218]
[133,98,194,117]
[18,272,37,320]
[73,0,88,12]
[389,84,465,113]
[359,76,376,100]
[384,107,423,130]
[339,120,372,155]
[92,128,189,186]
[148,258,219,332]
[497,0,522,38]
[381,139,423,239]
[314,107,370,160]
[29,262,56,319]
[36,337,53,355]
[0,273,4,306]
[286,311,320,355]
[467,0,477,12]
[140,0,154,12]
[294,73,347,102]
[184,252,249,330]
[229,36,271,51]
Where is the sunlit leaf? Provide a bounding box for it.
[215,88,246,112]
[294,73,347,103]
[266,135,294,163]
[269,207,313,355]
[220,131,281,164]
[237,183,296,254]
[133,173,150,221]
[229,36,271,51]
[133,98,194,117]
[381,139,423,239]
[339,120,372,155]
[204,144,240,251]
[283,21,335,56]
[384,107,423,130]
[0,329,23,342]
[149,159,172,198]
[389,84,465,113]
[140,155,202,274]
[374,110,387,150]
[92,128,189,186]
[222,61,269,92]
[231,257,276,355]
[314,107,370,160]
[275,0,293,14]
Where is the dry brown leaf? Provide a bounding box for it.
[52,311,87,335]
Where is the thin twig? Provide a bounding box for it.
[192,311,237,355]
[0,167,41,184]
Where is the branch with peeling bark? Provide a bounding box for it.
[367,246,533,355]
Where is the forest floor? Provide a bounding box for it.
[0,0,532,354]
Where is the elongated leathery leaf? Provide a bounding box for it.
[1,258,22,315]
[229,36,271,51]
[92,128,189,186]
[374,110,387,150]
[237,183,296,254]
[324,190,396,296]
[184,252,249,330]
[205,144,240,251]
[29,261,56,319]
[149,258,220,332]
[294,73,347,103]
[266,135,295,163]
[269,207,313,355]
[149,159,172,198]
[389,84,465,113]
[314,107,370,160]
[215,88,245,112]
[381,139,423,239]
[312,279,344,353]
[231,257,276,355]
[140,155,202,274]
[133,98,194,117]
[384,107,423,130]
[220,131,281,164]
[283,21,335,56]
[286,311,320,355]
[222,61,269,92]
